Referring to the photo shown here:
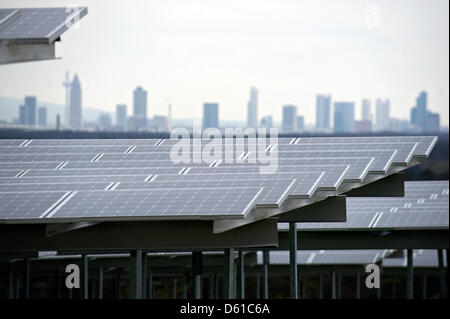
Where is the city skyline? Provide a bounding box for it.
[0,0,448,126]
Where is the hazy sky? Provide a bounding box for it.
[0,0,448,125]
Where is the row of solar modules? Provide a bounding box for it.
[0,137,438,224]
[277,181,449,231]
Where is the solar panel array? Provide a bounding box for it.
[0,7,88,44]
[280,181,449,231]
[0,137,437,227]
[382,249,448,268]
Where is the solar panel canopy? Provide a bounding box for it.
[0,136,438,234]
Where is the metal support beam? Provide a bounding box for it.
[422,275,427,300]
[319,273,323,299]
[438,248,446,299]
[289,222,298,299]
[8,268,13,299]
[331,272,336,299]
[130,249,143,299]
[173,277,177,299]
[142,253,148,299]
[256,272,261,299]
[182,274,187,299]
[114,275,120,299]
[407,249,414,299]
[337,273,342,299]
[356,272,361,299]
[237,251,245,299]
[223,248,234,299]
[192,251,202,299]
[23,258,30,299]
[301,275,306,299]
[263,251,269,299]
[81,254,88,299]
[98,268,103,299]
[148,273,153,299]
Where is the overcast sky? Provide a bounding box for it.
[0,0,448,125]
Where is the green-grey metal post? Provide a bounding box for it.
[438,248,446,299]
[192,251,202,299]
[115,274,121,299]
[331,272,336,299]
[337,273,342,299]
[182,274,187,299]
[422,275,427,300]
[223,248,234,299]
[263,251,269,299]
[289,222,298,299]
[8,269,13,299]
[391,276,395,299]
[215,273,220,299]
[148,273,153,299]
[301,275,306,299]
[256,272,261,299]
[130,249,143,299]
[319,273,323,299]
[173,277,177,299]
[98,268,103,299]
[356,272,361,299]
[406,249,414,299]
[81,254,88,299]
[142,253,148,299]
[237,251,245,299]
[15,277,20,299]
[23,258,30,299]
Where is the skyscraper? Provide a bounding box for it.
[19,105,26,125]
[24,96,36,126]
[361,99,372,122]
[375,99,390,131]
[116,104,127,131]
[38,107,47,126]
[247,87,258,128]
[297,115,304,131]
[282,105,297,133]
[203,103,219,129]
[133,86,148,130]
[334,102,354,133]
[69,74,82,130]
[63,71,71,127]
[411,91,427,131]
[260,115,273,129]
[316,94,331,131]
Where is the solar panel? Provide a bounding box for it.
[116,178,297,207]
[272,142,417,165]
[47,187,264,221]
[0,154,97,162]
[296,136,437,157]
[382,249,447,268]
[0,139,27,146]
[62,160,204,169]
[153,171,325,198]
[0,182,112,193]
[0,175,151,184]
[0,169,22,177]
[0,146,130,154]
[22,167,182,177]
[0,162,62,170]
[0,7,88,44]
[0,191,67,220]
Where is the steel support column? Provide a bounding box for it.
[356,272,361,299]
[263,251,269,299]
[98,268,103,299]
[319,273,323,299]
[148,273,153,299]
[289,222,298,299]
[192,251,202,299]
[422,275,427,300]
[407,249,414,299]
[256,273,261,299]
[23,258,30,299]
[173,277,177,299]
[130,249,143,299]
[142,253,148,299]
[331,272,336,299]
[81,254,88,299]
[237,251,245,299]
[438,248,446,299]
[223,248,234,299]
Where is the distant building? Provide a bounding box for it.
[260,115,273,129]
[316,94,331,131]
[24,96,36,126]
[297,115,304,131]
[19,105,26,125]
[247,87,258,128]
[69,74,82,130]
[354,120,372,133]
[334,102,354,133]
[388,118,410,132]
[98,113,112,130]
[375,99,390,131]
[38,107,47,126]
[203,103,219,129]
[151,115,169,132]
[116,104,127,131]
[411,91,427,131]
[133,86,148,130]
[425,112,440,132]
[361,99,372,122]
[282,105,297,133]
